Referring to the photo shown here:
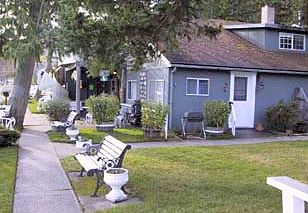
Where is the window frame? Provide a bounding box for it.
[279,32,305,51]
[127,80,137,100]
[185,77,210,96]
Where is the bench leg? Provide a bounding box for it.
[91,171,104,197]
[78,167,85,177]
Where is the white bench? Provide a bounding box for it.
[267,176,308,213]
[75,135,131,197]
[50,111,78,131]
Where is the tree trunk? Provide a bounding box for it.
[120,67,127,103]
[10,57,35,128]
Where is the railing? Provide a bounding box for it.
[228,102,236,136]
[267,176,308,213]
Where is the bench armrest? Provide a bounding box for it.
[85,144,101,155]
[97,157,119,169]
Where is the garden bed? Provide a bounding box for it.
[61,141,308,212]
[48,127,178,143]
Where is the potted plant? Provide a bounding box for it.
[141,101,169,138]
[86,94,120,131]
[204,100,230,132]
[46,99,70,121]
[104,168,129,203]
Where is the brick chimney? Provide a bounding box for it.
[261,5,275,24]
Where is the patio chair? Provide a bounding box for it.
[181,112,206,139]
[0,117,16,130]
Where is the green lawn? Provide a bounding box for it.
[61,141,308,213]
[0,147,17,213]
[48,127,178,143]
[28,100,45,114]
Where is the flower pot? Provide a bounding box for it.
[143,128,161,138]
[255,123,265,131]
[65,128,79,141]
[285,129,293,136]
[96,123,115,132]
[104,168,129,203]
[204,127,224,134]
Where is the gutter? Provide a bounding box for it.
[171,63,308,75]
[168,67,176,130]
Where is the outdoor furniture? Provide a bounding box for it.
[128,100,141,127]
[0,105,12,117]
[50,111,78,131]
[0,117,16,129]
[74,135,131,197]
[181,112,206,139]
[115,103,132,128]
[267,176,308,213]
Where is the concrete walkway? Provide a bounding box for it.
[13,112,82,213]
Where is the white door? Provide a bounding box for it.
[229,71,256,128]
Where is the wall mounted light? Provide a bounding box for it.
[257,74,264,89]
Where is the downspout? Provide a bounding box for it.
[168,67,176,130]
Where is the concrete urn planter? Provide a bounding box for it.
[65,128,79,141]
[75,137,92,151]
[104,168,129,203]
[96,123,115,132]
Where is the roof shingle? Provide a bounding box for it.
[168,30,308,73]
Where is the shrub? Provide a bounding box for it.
[141,101,169,129]
[46,99,70,121]
[0,129,20,147]
[86,94,120,124]
[204,100,230,128]
[266,100,299,132]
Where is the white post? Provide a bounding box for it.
[282,191,305,213]
[75,58,81,115]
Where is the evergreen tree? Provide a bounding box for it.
[0,0,219,128]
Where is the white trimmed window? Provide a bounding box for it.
[279,33,305,51]
[186,78,209,96]
[127,80,137,100]
[148,80,164,103]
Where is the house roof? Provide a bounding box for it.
[167,30,308,74]
[224,23,308,33]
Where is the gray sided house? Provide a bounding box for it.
[126,6,308,131]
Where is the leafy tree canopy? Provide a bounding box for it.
[57,0,220,75]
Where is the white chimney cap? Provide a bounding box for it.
[261,5,275,24]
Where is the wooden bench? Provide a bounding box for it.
[267,176,308,213]
[75,135,131,197]
[50,111,78,131]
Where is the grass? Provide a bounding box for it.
[0,147,17,213]
[48,127,178,143]
[61,141,308,213]
[28,100,45,114]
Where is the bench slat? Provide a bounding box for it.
[104,135,127,150]
[99,144,121,158]
[75,154,101,172]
